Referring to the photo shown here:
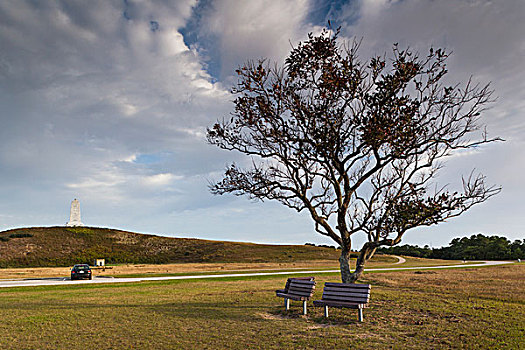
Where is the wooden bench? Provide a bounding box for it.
[313,282,371,322]
[275,276,314,295]
[275,278,316,315]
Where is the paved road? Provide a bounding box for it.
[0,260,512,289]
[393,255,407,264]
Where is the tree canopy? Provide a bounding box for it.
[207,28,500,282]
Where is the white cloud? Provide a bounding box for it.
[196,0,313,81]
[122,154,138,163]
[339,0,525,139]
[334,0,525,245]
[0,0,231,226]
[0,0,523,247]
[141,173,180,187]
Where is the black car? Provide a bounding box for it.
[71,264,92,280]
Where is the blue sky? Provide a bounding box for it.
[0,0,523,249]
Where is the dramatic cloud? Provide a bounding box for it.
[194,0,312,80]
[338,0,525,138]
[335,0,525,246]
[0,0,231,229]
[0,0,523,247]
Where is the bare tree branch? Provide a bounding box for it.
[207,28,500,283]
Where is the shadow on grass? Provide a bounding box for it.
[269,306,365,326]
[3,296,368,327]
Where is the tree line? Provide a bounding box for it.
[377,234,524,260]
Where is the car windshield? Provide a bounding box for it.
[74,265,90,270]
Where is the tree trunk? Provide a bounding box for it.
[347,256,365,283]
[339,249,353,283]
[347,244,377,283]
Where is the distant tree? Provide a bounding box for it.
[510,240,524,260]
[207,28,500,283]
[377,244,432,258]
[438,234,514,260]
[380,234,523,260]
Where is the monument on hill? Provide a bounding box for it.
[66,199,84,227]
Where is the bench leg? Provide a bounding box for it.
[302,301,307,315]
[324,305,329,318]
[284,298,290,310]
[358,308,363,322]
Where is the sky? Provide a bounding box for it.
[0,0,524,249]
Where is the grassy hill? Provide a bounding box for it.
[0,226,344,268]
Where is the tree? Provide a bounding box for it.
[207,28,500,283]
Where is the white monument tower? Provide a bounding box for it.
[66,198,84,227]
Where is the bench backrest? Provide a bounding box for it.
[282,277,315,294]
[286,279,316,299]
[321,282,371,304]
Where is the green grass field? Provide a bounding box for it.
[0,264,523,349]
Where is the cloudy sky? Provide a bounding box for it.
[0,0,523,248]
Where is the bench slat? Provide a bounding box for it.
[324,282,370,288]
[288,287,315,293]
[324,287,370,295]
[288,283,315,290]
[322,290,370,299]
[322,293,369,301]
[286,292,314,298]
[323,285,370,292]
[320,296,369,304]
[322,289,368,297]
[314,300,367,309]
[287,290,313,296]
[322,289,370,296]
[287,290,315,297]
[276,292,310,301]
[321,297,369,304]
[289,280,315,287]
[290,285,315,290]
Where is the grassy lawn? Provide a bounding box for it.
[0,255,398,280]
[0,255,469,280]
[0,264,523,349]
